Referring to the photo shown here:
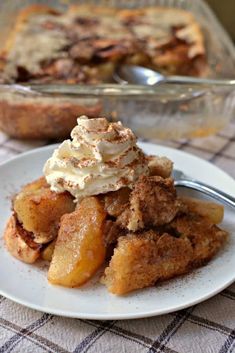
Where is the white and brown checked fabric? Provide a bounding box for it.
[0,119,235,353]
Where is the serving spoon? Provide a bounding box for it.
[114,65,235,86]
[173,169,235,208]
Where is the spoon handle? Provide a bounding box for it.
[163,76,235,86]
[174,179,235,208]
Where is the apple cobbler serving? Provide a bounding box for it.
[4,117,228,295]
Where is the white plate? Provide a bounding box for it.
[0,142,234,320]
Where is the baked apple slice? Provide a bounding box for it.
[41,240,56,262]
[48,196,107,287]
[13,177,75,244]
[4,215,41,264]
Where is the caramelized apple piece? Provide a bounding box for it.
[48,196,107,287]
[101,187,131,217]
[13,177,75,244]
[41,240,56,262]
[4,215,41,264]
[180,197,224,224]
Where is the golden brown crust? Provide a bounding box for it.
[101,230,193,295]
[118,6,205,53]
[169,213,228,266]
[5,1,118,63]
[127,176,180,231]
[102,213,228,295]
[68,4,117,17]
[1,4,206,72]
[118,6,194,21]
[147,155,173,178]
[119,6,207,76]
[0,5,60,60]
[4,215,41,264]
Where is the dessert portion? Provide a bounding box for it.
[0,5,207,84]
[4,117,227,295]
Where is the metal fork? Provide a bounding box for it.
[173,170,235,208]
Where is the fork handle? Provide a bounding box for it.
[174,179,235,208]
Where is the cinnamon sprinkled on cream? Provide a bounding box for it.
[43,116,149,201]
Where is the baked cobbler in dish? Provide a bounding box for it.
[0,5,207,84]
[0,5,208,140]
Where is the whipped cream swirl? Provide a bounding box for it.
[44,116,148,201]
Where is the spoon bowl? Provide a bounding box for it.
[114,66,164,85]
[114,65,235,86]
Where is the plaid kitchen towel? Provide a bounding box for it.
[0,119,234,353]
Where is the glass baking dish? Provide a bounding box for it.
[0,0,234,140]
